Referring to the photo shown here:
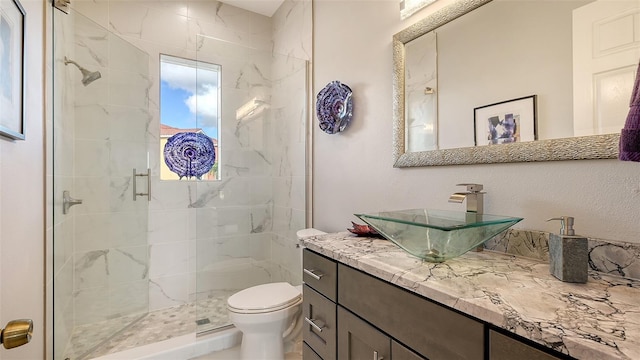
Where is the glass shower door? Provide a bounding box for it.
[52,7,150,360]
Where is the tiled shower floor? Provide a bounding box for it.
[64,293,233,360]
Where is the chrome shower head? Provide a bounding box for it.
[63,56,102,86]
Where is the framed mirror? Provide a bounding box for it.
[392,0,628,167]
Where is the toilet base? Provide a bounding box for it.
[240,333,284,360]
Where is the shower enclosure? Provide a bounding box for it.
[52,1,310,359]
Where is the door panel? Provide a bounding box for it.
[0,0,45,358]
[573,0,640,136]
[338,307,390,360]
[303,285,337,360]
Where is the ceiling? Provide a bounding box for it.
[219,0,285,17]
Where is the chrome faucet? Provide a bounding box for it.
[449,183,485,251]
[449,183,484,213]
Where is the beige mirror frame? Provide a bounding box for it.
[392,0,620,167]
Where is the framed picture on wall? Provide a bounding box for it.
[0,0,25,140]
[474,95,537,146]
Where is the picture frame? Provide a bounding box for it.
[474,95,537,146]
[0,0,25,140]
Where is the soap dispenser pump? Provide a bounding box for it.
[546,216,588,283]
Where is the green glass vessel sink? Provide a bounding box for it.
[355,209,523,262]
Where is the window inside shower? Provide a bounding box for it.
[160,54,221,181]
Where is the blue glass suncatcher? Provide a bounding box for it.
[163,132,216,180]
[316,81,353,134]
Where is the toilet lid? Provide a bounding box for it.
[227,282,302,314]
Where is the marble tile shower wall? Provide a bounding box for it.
[74,0,311,312]
[270,0,312,286]
[191,34,275,304]
[68,14,151,326]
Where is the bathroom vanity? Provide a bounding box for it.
[301,232,640,360]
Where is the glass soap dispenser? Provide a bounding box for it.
[546,216,588,283]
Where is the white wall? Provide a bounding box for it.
[1,0,45,359]
[312,0,640,244]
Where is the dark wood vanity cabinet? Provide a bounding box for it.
[302,249,565,360]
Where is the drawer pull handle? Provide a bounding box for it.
[303,268,324,280]
[374,350,383,360]
[304,317,325,333]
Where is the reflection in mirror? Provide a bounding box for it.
[393,0,633,167]
[401,0,438,20]
[405,32,437,152]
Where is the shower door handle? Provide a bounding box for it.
[133,168,151,201]
[62,191,83,214]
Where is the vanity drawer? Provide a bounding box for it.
[489,330,561,360]
[338,264,484,360]
[303,249,337,301]
[303,284,337,360]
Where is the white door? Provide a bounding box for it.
[573,0,640,136]
[0,0,45,358]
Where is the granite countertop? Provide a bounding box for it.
[301,232,640,360]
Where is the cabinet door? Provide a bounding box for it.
[304,285,337,359]
[490,330,560,360]
[338,306,390,360]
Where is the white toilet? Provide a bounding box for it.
[227,229,326,360]
[227,282,303,360]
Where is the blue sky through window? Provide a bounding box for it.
[160,55,220,139]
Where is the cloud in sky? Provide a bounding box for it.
[161,60,219,128]
[186,83,218,127]
[161,60,219,92]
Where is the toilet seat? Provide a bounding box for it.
[228,282,302,314]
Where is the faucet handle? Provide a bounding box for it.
[455,183,484,192]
